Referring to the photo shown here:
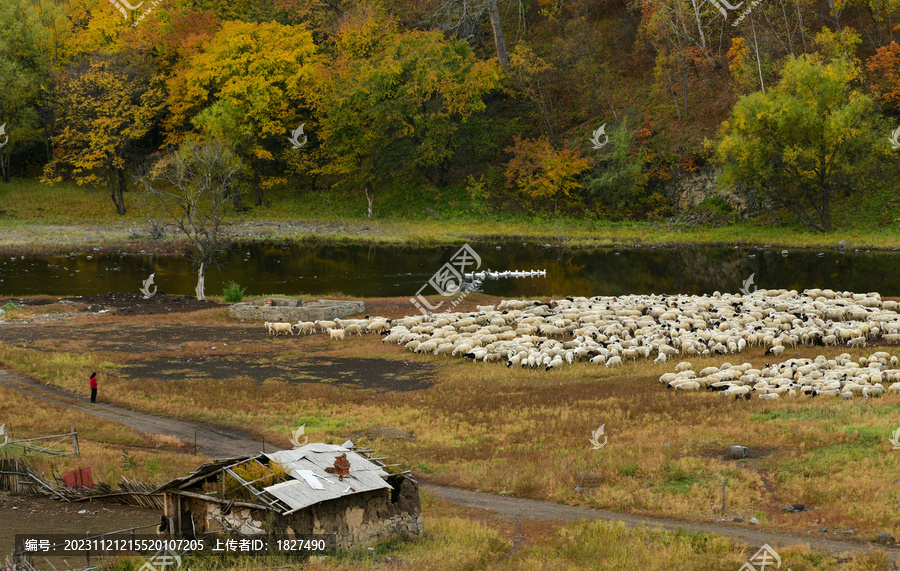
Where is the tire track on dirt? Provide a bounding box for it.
[3,368,898,562]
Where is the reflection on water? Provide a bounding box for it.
[0,242,895,298]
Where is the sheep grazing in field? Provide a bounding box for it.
[344,324,363,336]
[675,362,692,373]
[267,322,294,336]
[327,328,346,341]
[294,321,316,335]
[297,288,900,377]
[315,320,337,332]
[367,320,392,334]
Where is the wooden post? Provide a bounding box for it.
[71,428,79,456]
[721,478,728,514]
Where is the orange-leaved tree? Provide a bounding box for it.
[504,136,590,213]
[867,41,900,111]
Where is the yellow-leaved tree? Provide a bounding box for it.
[43,56,164,214]
[164,20,318,207]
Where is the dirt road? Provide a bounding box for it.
[3,368,898,562]
[0,369,263,457]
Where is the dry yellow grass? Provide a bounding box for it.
[2,304,900,560]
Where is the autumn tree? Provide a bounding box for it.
[315,8,500,214]
[504,136,590,212]
[164,20,318,206]
[717,54,887,232]
[139,138,245,301]
[867,40,900,110]
[43,56,164,214]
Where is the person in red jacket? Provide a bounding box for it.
[89,372,98,403]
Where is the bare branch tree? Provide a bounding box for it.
[424,0,520,69]
[138,139,246,301]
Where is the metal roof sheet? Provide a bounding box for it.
[262,445,392,512]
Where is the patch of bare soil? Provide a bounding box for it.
[120,355,434,392]
[62,292,222,315]
[0,491,160,566]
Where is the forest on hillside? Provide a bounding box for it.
[1,0,900,231]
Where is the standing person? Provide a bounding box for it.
[89,372,98,403]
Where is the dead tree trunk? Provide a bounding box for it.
[365,182,374,219]
[487,0,509,71]
[195,260,207,301]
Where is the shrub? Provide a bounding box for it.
[222,281,247,303]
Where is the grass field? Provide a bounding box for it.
[4,178,900,251]
[0,296,898,569]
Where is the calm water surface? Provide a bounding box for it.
[0,242,896,298]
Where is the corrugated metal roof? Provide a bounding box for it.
[262,445,392,512]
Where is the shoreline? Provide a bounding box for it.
[1,218,899,255]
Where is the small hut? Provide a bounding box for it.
[155,443,421,551]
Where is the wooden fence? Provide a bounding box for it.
[0,456,164,509]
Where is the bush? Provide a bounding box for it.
[222,281,247,303]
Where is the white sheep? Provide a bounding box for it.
[269,322,294,336]
[605,356,623,368]
[316,320,338,332]
[328,328,346,341]
[294,321,316,335]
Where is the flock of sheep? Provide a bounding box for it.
[262,288,900,398]
[264,318,392,341]
[660,352,900,399]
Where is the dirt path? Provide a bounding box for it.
[3,368,899,562]
[421,484,900,562]
[0,370,263,458]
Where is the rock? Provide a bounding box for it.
[842,530,854,536]
[77,509,87,514]
[732,516,743,522]
[574,486,585,494]
[782,503,805,512]
[819,527,828,533]
[838,239,848,249]
[644,481,653,488]
[782,505,795,513]
[729,445,749,459]
[749,517,760,525]
[877,533,896,545]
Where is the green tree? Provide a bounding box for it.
[43,56,164,214]
[716,54,888,232]
[315,9,500,214]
